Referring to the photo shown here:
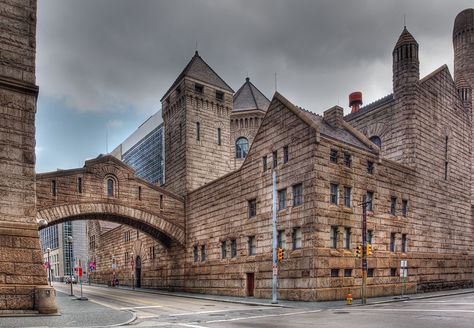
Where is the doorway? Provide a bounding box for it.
[135,256,141,288]
[246,272,255,297]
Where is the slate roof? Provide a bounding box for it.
[395,27,418,48]
[161,51,234,101]
[233,77,270,112]
[298,107,373,152]
[344,94,394,121]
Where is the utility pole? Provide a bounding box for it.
[361,195,368,305]
[271,170,278,304]
[67,236,74,296]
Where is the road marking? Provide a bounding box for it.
[348,308,474,313]
[177,324,209,328]
[172,306,273,316]
[120,305,164,310]
[204,309,323,324]
[409,301,474,305]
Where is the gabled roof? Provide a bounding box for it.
[233,77,270,112]
[272,93,377,153]
[161,51,234,101]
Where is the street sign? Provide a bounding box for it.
[272,264,278,276]
[78,267,83,278]
[89,261,95,272]
[112,263,117,270]
[400,260,407,268]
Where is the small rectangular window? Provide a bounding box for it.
[402,200,408,217]
[138,186,142,201]
[390,233,396,252]
[196,122,200,141]
[201,245,206,261]
[391,197,397,215]
[344,153,352,167]
[248,199,257,218]
[231,239,237,258]
[160,195,163,209]
[344,227,351,249]
[330,184,338,204]
[277,230,286,249]
[248,236,256,256]
[344,186,352,208]
[367,268,374,277]
[176,86,181,94]
[367,161,374,174]
[330,149,338,163]
[272,150,278,168]
[344,269,352,277]
[195,83,203,93]
[293,183,303,206]
[262,156,267,172]
[367,229,373,245]
[331,269,339,277]
[77,177,82,193]
[217,128,221,145]
[330,226,338,248]
[401,234,407,252]
[51,180,57,196]
[193,245,199,262]
[292,227,302,249]
[366,191,374,211]
[221,241,227,259]
[216,90,224,101]
[283,145,289,164]
[390,268,397,277]
[278,189,286,211]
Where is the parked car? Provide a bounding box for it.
[64,276,77,284]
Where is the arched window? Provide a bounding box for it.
[107,178,114,197]
[369,136,382,148]
[235,137,249,159]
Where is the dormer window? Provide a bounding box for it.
[195,83,203,93]
[216,91,224,101]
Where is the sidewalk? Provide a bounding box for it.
[0,290,135,328]
[92,283,474,309]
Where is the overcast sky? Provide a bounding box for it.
[35,0,473,172]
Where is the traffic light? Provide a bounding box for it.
[277,247,284,262]
[366,243,372,256]
[355,245,362,258]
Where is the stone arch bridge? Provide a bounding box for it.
[36,156,185,247]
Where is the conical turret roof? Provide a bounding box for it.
[453,8,474,38]
[233,77,270,112]
[394,27,418,49]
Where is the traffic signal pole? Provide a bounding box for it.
[271,170,278,304]
[361,195,368,305]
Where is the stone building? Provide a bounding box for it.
[81,9,474,301]
[0,0,56,312]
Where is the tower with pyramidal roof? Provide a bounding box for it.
[161,51,234,195]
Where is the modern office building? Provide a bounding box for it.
[111,110,165,185]
[40,221,88,281]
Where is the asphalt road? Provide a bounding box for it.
[54,283,474,328]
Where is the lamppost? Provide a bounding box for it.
[67,235,74,296]
[46,247,52,286]
[131,252,135,290]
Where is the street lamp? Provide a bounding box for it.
[131,252,135,290]
[46,247,52,286]
[67,235,74,296]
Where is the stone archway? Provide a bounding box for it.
[37,202,185,247]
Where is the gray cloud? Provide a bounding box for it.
[37,0,473,115]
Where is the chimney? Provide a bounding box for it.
[323,105,344,128]
[349,91,363,113]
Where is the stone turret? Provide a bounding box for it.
[392,27,419,96]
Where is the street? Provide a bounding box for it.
[53,283,474,328]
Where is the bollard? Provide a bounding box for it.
[35,286,58,314]
[347,293,353,305]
